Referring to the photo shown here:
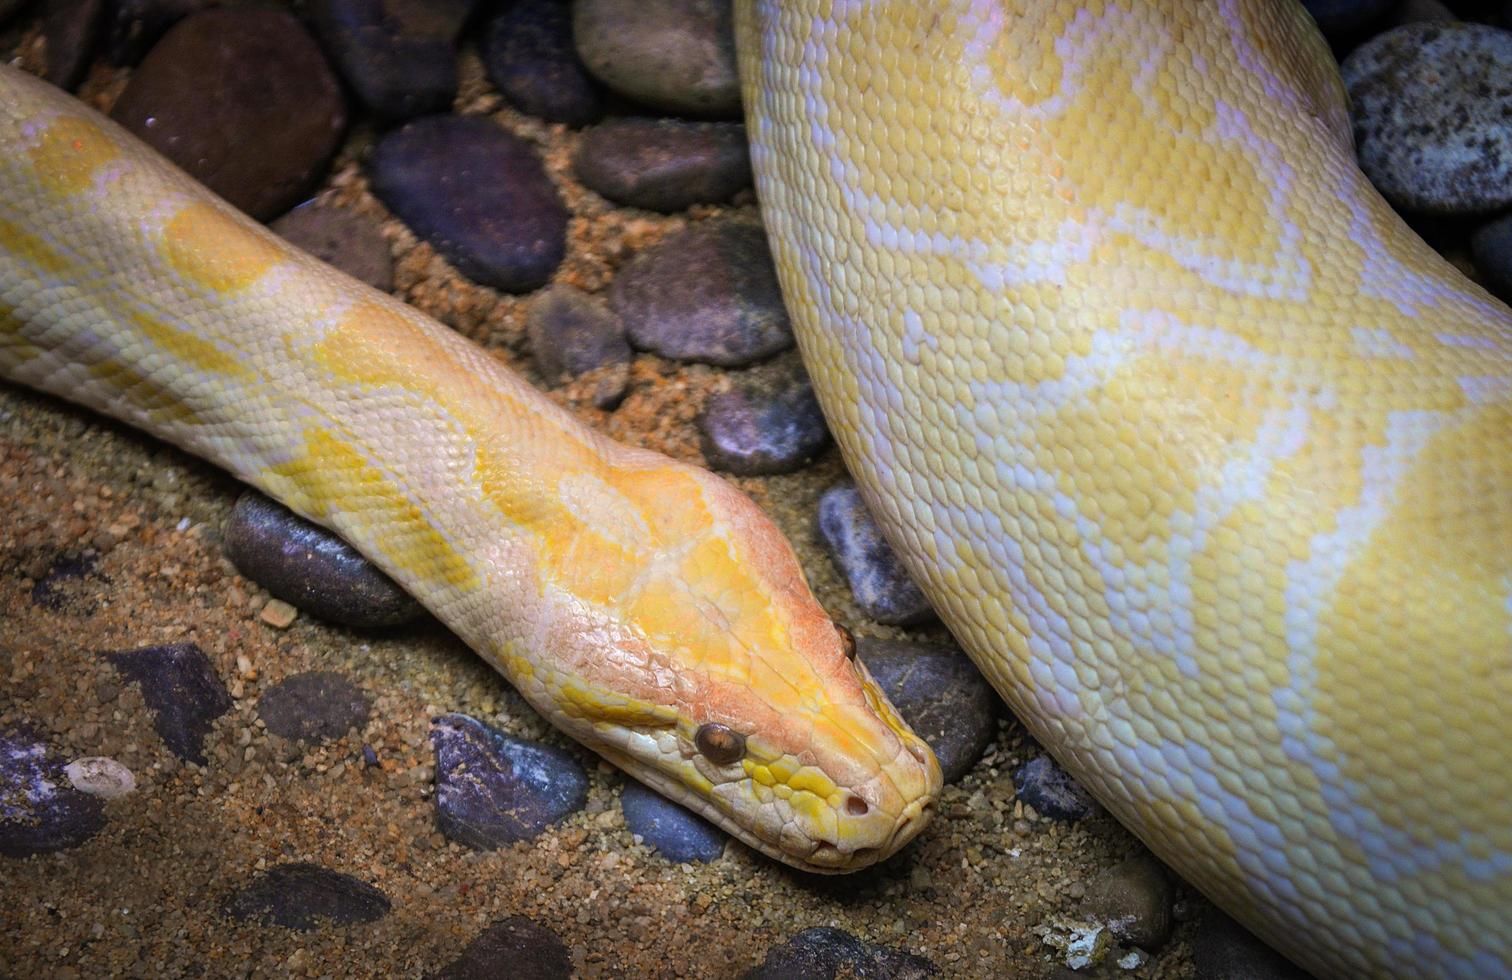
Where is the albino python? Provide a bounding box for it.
[1,0,1508,976]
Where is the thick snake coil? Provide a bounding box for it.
[1,0,1509,976]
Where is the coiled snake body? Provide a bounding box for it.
[2,2,1510,977]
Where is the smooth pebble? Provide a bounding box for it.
[1013,755,1101,823]
[699,358,830,476]
[256,671,372,745]
[271,202,395,292]
[64,756,137,800]
[573,0,740,117]
[1081,850,1175,950]
[430,915,575,980]
[527,284,631,408]
[222,862,391,930]
[309,0,474,120]
[620,780,726,864]
[575,118,750,213]
[856,637,997,783]
[105,642,232,765]
[0,728,106,857]
[816,483,934,626]
[482,0,602,127]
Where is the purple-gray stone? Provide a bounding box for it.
[482,0,602,127]
[574,118,751,213]
[573,0,740,117]
[309,0,475,120]
[0,728,106,858]
[256,671,372,744]
[105,643,232,765]
[855,638,997,783]
[526,284,631,409]
[699,359,830,476]
[620,779,726,863]
[223,862,390,930]
[816,483,934,627]
[271,201,395,293]
[1013,755,1101,823]
[431,916,574,980]
[742,927,936,980]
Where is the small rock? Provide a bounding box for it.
[611,220,791,366]
[816,484,934,626]
[104,0,208,66]
[105,643,232,765]
[574,118,750,213]
[1301,0,1394,36]
[1387,0,1456,26]
[41,0,106,90]
[620,780,726,863]
[742,927,936,980]
[431,916,574,980]
[109,7,347,221]
[1192,909,1312,980]
[222,492,424,629]
[482,0,602,127]
[257,671,371,744]
[223,862,390,930]
[430,713,588,849]
[309,0,474,121]
[1013,755,1100,823]
[854,638,996,783]
[259,598,298,629]
[1342,23,1512,214]
[1471,211,1512,301]
[573,0,740,117]
[1081,850,1175,951]
[64,756,137,800]
[271,201,395,292]
[699,358,830,475]
[30,553,98,611]
[0,728,106,857]
[526,284,631,408]
[369,114,568,293]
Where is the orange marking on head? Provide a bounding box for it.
[28,115,120,196]
[161,202,284,294]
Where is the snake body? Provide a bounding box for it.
[739,2,1512,977]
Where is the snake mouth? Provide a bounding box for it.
[800,795,935,871]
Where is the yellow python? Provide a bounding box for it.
[1,0,1508,975]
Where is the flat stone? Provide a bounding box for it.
[223,862,390,930]
[105,0,209,66]
[0,728,106,858]
[309,0,474,121]
[611,220,791,366]
[1191,909,1312,980]
[699,358,829,476]
[1081,850,1176,950]
[855,637,997,783]
[742,927,936,980]
[256,671,371,744]
[41,0,106,90]
[109,7,347,221]
[105,643,232,765]
[526,284,630,408]
[1342,23,1512,214]
[482,0,602,127]
[1013,755,1101,823]
[64,756,137,800]
[271,201,395,292]
[620,780,726,863]
[369,114,568,293]
[573,0,739,117]
[430,713,588,849]
[575,118,750,213]
[222,492,423,629]
[431,916,574,980]
[816,483,934,626]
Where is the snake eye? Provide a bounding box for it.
[694,723,746,766]
[835,623,857,660]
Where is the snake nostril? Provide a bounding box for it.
[845,795,870,817]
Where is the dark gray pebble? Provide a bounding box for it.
[816,484,934,627]
[222,492,423,629]
[1471,211,1512,301]
[1012,755,1100,823]
[431,915,574,980]
[309,0,474,121]
[105,643,231,765]
[1301,0,1394,36]
[575,118,750,213]
[256,671,371,744]
[0,727,106,858]
[612,221,791,366]
[483,0,602,127]
[271,201,395,292]
[573,0,740,118]
[369,114,567,293]
[620,779,726,863]
[1081,850,1175,951]
[223,862,390,930]
[855,637,996,783]
[1192,909,1312,980]
[1342,23,1512,214]
[30,552,98,612]
[742,927,936,980]
[699,358,829,476]
[526,284,631,409]
[430,713,588,849]
[109,8,347,221]
[41,0,106,90]
[105,0,208,67]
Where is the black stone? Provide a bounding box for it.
[620,779,726,863]
[526,284,631,402]
[855,638,997,783]
[699,358,830,476]
[742,927,936,980]
[574,118,750,213]
[105,643,232,765]
[104,0,207,67]
[30,552,99,612]
[309,0,475,121]
[0,727,106,858]
[256,671,371,744]
[482,0,602,127]
[816,484,934,627]
[430,915,574,980]
[41,0,106,90]
[223,862,390,930]
[1081,850,1176,950]
[1012,755,1100,823]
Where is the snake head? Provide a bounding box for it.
[518,454,942,872]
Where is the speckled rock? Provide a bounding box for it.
[1013,755,1100,823]
[41,0,106,89]
[620,780,726,863]
[699,358,829,475]
[430,713,588,850]
[612,221,791,366]
[1301,0,1394,35]
[1341,22,1512,214]
[483,0,601,127]
[0,728,106,858]
[64,756,137,800]
[223,862,391,930]
[816,483,934,627]
[743,927,936,980]
[271,201,395,292]
[309,0,473,120]
[222,492,423,629]
[1192,910,1311,980]
[1081,851,1175,951]
[575,118,750,212]
[573,0,739,117]
[855,638,997,783]
[109,8,347,221]
[105,0,209,66]
[256,671,371,744]
[369,114,567,293]
[105,643,232,765]
[432,915,574,980]
[526,284,630,408]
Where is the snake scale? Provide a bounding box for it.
[1,1,1508,976]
